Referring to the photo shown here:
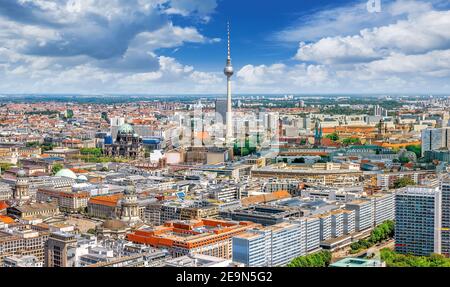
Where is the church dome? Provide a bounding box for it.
[118,124,134,134]
[55,168,77,180]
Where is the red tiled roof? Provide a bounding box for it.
[0,201,9,210]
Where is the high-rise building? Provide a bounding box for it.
[224,22,234,141]
[215,99,227,125]
[374,105,388,117]
[441,177,450,257]
[372,192,395,226]
[421,128,450,156]
[45,232,77,267]
[345,199,374,232]
[395,186,442,256]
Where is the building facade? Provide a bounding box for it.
[395,186,442,256]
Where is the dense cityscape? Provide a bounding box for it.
[0,0,450,273]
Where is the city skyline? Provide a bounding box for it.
[0,0,449,95]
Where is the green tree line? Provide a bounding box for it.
[380,248,450,267]
[287,251,332,267]
[350,220,395,254]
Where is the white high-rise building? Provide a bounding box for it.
[395,186,442,256]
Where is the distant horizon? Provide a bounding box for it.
[0,93,448,97]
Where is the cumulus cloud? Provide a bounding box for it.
[295,9,450,64]
[163,0,217,22]
[0,0,221,93]
[277,0,450,93]
[273,0,440,43]
[236,63,335,93]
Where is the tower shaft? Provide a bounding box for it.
[224,22,234,142]
[226,75,233,140]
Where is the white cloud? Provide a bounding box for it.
[274,0,437,43]
[295,9,450,64]
[0,0,222,93]
[236,63,335,93]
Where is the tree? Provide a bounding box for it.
[41,143,55,152]
[406,145,422,158]
[394,177,416,188]
[350,220,395,253]
[342,137,360,146]
[325,132,339,142]
[52,164,64,175]
[399,156,411,164]
[66,109,74,119]
[287,251,332,267]
[380,248,450,267]
[26,142,40,147]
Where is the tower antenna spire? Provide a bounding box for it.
[227,21,231,62]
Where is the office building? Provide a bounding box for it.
[36,188,90,213]
[45,232,77,267]
[421,128,450,156]
[127,219,259,259]
[441,177,450,257]
[0,229,49,265]
[395,186,442,256]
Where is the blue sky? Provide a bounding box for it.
[0,0,449,94]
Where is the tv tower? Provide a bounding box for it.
[224,22,234,142]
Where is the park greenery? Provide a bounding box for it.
[287,250,332,267]
[80,148,103,157]
[380,248,450,267]
[393,177,416,189]
[350,220,395,254]
[406,145,422,158]
[76,148,128,163]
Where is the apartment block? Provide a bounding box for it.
[441,178,450,257]
[345,199,374,232]
[395,186,442,256]
[232,221,304,267]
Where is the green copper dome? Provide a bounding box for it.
[118,123,134,134]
